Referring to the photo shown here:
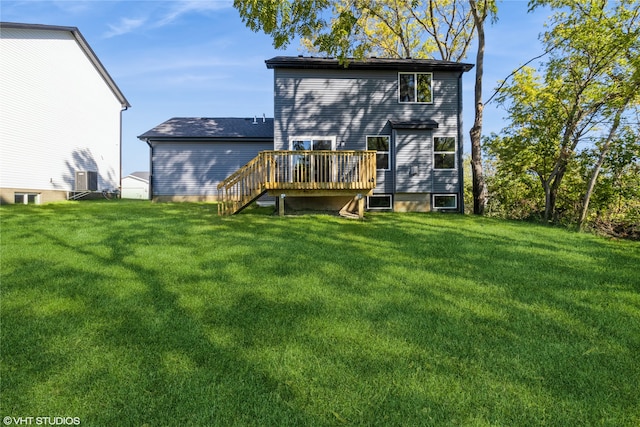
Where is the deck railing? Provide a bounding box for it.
[217,150,377,215]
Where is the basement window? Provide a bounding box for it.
[367,194,392,210]
[433,194,457,211]
[14,193,40,204]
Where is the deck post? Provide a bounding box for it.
[279,193,286,217]
[357,193,364,219]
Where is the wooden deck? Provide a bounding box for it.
[217,150,377,215]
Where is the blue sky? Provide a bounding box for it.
[1,0,551,176]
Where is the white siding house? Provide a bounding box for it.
[0,22,129,204]
[121,172,150,200]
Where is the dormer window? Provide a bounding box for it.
[399,72,433,103]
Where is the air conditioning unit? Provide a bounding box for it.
[75,171,98,191]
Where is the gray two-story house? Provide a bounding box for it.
[265,56,472,215]
[141,56,473,216]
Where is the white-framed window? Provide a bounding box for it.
[399,72,433,103]
[434,137,456,169]
[289,136,336,152]
[367,194,392,210]
[366,135,390,170]
[433,194,457,210]
[14,193,40,204]
[289,136,336,183]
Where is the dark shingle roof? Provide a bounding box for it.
[266,56,474,72]
[138,117,274,140]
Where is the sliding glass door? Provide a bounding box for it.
[290,137,335,183]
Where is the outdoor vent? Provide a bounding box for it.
[75,171,98,191]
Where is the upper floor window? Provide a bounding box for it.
[399,72,432,103]
[434,137,456,169]
[366,136,390,170]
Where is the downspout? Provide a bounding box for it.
[391,127,397,212]
[457,71,465,214]
[119,105,128,195]
[143,138,153,201]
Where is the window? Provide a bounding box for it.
[434,137,456,169]
[433,194,457,210]
[289,137,336,182]
[399,72,432,103]
[14,193,40,204]
[290,138,334,151]
[366,136,390,170]
[367,194,392,210]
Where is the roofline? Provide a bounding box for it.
[138,136,274,143]
[123,175,149,184]
[266,56,474,72]
[1,22,130,109]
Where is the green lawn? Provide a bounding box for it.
[1,200,639,426]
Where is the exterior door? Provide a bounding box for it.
[290,137,335,183]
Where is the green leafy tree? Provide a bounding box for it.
[489,0,640,223]
[235,0,477,60]
[467,0,495,214]
[578,122,640,237]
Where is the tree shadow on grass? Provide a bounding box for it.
[1,221,327,425]
[2,205,639,425]
[344,213,640,425]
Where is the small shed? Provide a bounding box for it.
[121,172,149,200]
[138,117,273,202]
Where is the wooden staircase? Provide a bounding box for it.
[217,150,377,216]
[217,153,271,216]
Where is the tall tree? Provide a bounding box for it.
[234,0,491,214]
[235,0,477,61]
[468,0,494,214]
[489,0,640,222]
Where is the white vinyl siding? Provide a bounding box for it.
[0,27,122,193]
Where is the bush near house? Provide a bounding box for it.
[1,201,639,426]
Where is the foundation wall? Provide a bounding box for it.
[393,193,431,213]
[0,188,68,204]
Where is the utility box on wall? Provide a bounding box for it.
[75,171,98,191]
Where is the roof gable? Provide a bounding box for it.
[0,22,130,108]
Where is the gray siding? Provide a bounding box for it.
[151,140,271,196]
[395,130,432,192]
[273,68,462,196]
[394,130,460,193]
[433,170,459,193]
